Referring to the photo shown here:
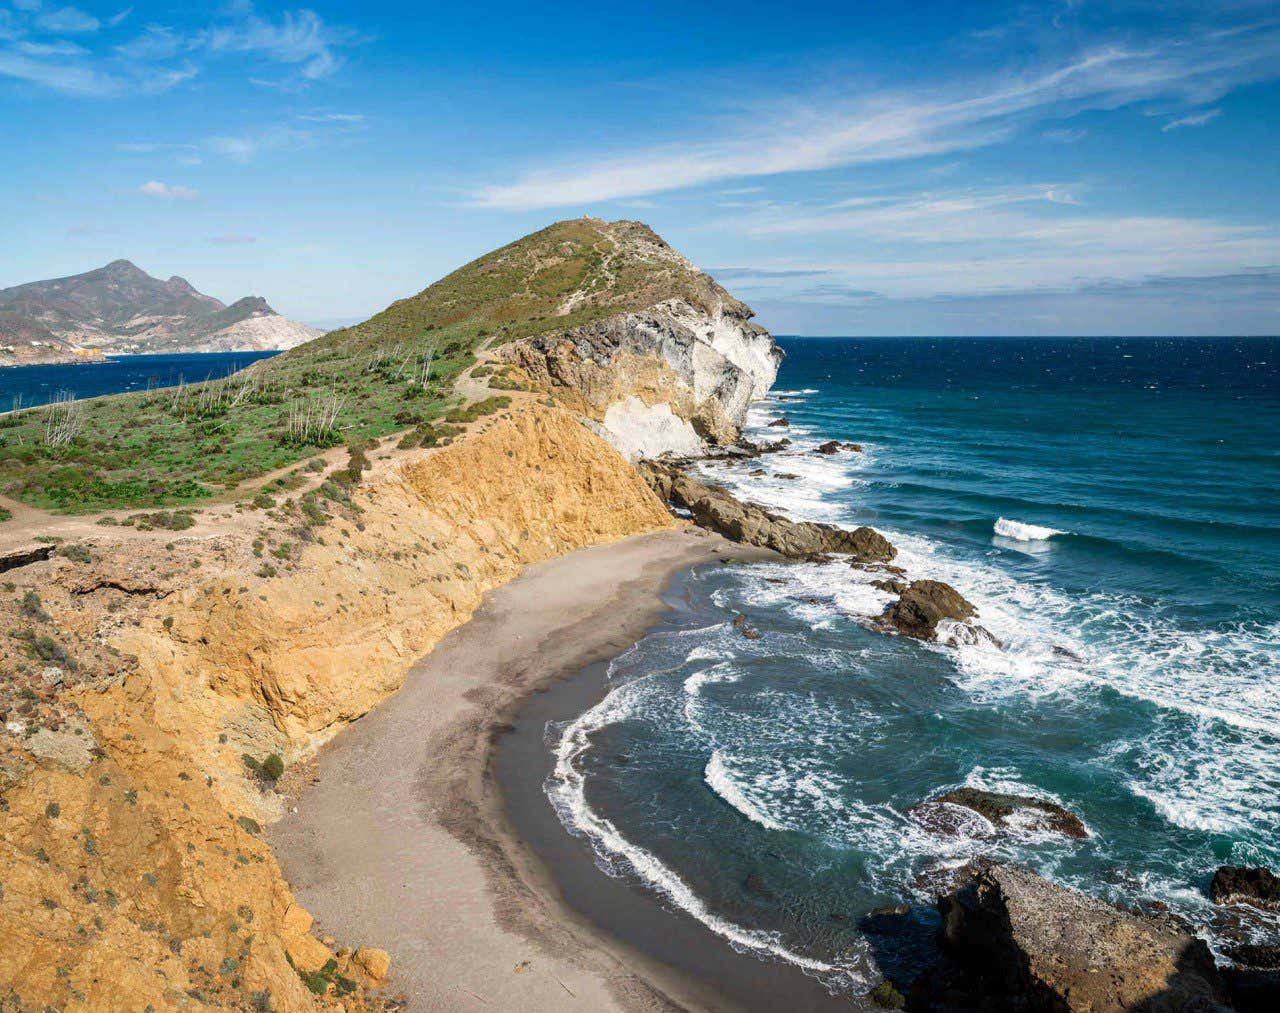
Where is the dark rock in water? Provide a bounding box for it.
[1053,644,1086,662]
[871,578,908,595]
[858,904,913,936]
[767,416,790,428]
[868,980,906,1009]
[731,613,763,639]
[1211,866,1280,910]
[641,463,896,563]
[775,472,799,480]
[1221,942,1280,1011]
[911,786,1089,839]
[749,468,765,476]
[925,862,1229,1012]
[735,437,790,458]
[883,579,976,640]
[813,439,864,455]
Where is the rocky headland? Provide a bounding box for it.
[0,218,1272,1012]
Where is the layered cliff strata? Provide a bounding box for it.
[0,403,673,1009]
[500,226,781,459]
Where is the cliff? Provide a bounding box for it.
[0,404,673,1009]
[0,219,777,1008]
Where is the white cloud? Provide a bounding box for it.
[138,180,198,200]
[471,26,1280,209]
[34,6,99,34]
[201,6,357,81]
[707,181,1277,302]
[1,3,360,97]
[1162,107,1222,131]
[298,111,364,122]
[208,233,256,245]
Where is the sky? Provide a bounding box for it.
[2,1,1279,336]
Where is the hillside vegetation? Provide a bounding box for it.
[0,218,729,512]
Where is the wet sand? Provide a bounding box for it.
[270,527,846,1011]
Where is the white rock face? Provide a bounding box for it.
[198,313,323,352]
[595,397,706,461]
[663,299,781,399]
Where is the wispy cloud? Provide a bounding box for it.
[34,7,100,35]
[0,2,362,97]
[138,180,198,200]
[298,111,364,122]
[208,233,256,245]
[1162,107,1222,131]
[1043,126,1087,143]
[471,24,1280,209]
[704,181,1277,302]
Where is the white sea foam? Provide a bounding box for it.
[705,750,790,832]
[994,516,1066,541]
[701,404,1280,866]
[546,674,868,988]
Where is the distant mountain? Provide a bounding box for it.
[0,260,322,365]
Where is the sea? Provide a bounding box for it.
[545,336,1280,995]
[0,351,278,410]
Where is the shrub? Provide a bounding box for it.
[261,753,284,780]
[59,543,92,564]
[21,591,49,621]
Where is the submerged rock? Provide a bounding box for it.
[922,863,1229,1012]
[883,579,977,640]
[911,786,1088,839]
[642,464,896,563]
[1210,866,1280,911]
[767,416,790,428]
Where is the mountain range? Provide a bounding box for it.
[0,260,322,365]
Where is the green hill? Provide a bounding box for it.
[0,218,730,513]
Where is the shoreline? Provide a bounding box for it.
[494,567,860,1012]
[269,527,795,1011]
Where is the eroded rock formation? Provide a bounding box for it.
[641,463,896,563]
[918,863,1230,1012]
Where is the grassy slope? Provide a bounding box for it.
[0,218,722,513]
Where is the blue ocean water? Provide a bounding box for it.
[548,337,1280,994]
[0,351,278,410]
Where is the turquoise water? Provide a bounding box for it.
[0,351,278,410]
[548,337,1280,993]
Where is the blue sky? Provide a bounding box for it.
[2,1,1278,335]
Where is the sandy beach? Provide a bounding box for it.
[270,528,776,1011]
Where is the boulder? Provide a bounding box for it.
[641,464,896,563]
[871,578,908,595]
[927,863,1230,1012]
[353,946,391,983]
[911,786,1088,839]
[767,416,790,427]
[813,440,863,455]
[1221,945,1280,1012]
[1210,866,1280,911]
[883,580,976,640]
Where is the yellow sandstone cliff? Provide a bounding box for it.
[0,402,673,1010]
